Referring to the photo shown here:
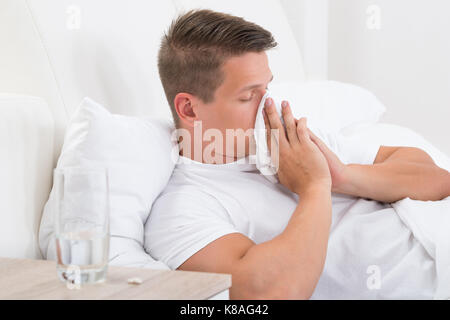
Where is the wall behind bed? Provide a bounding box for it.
[328,0,450,156]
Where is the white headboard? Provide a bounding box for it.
[1,0,308,141]
[280,0,329,81]
[0,0,318,259]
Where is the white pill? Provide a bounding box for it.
[127,277,143,285]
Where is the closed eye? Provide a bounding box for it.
[239,95,254,102]
[239,96,253,102]
[239,87,269,102]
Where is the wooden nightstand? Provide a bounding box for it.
[0,257,231,300]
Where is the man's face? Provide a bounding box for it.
[194,51,273,160]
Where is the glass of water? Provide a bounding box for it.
[53,166,110,286]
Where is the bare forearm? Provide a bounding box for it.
[233,186,332,299]
[335,162,450,203]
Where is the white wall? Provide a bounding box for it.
[280,0,328,81]
[327,0,450,155]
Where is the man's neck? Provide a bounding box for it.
[177,124,245,164]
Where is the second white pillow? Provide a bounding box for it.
[39,97,177,269]
[269,81,387,133]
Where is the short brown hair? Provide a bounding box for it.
[158,9,277,126]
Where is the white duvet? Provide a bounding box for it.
[310,194,450,299]
[310,123,450,299]
[393,197,450,299]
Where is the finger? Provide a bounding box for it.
[281,101,299,146]
[270,127,280,168]
[296,117,311,143]
[308,128,331,153]
[263,108,280,164]
[262,108,272,152]
[264,98,288,146]
[307,128,319,141]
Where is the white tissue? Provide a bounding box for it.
[253,91,284,183]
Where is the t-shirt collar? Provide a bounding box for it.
[176,155,258,172]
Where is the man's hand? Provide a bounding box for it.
[305,128,450,202]
[263,98,331,196]
[306,128,348,192]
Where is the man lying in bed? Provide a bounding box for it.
[145,9,450,299]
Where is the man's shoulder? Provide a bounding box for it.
[152,182,224,216]
[156,180,209,202]
[147,184,231,233]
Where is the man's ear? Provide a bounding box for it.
[174,93,198,127]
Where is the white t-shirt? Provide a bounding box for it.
[144,128,382,270]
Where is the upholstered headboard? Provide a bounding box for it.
[1,0,307,152]
[0,0,310,259]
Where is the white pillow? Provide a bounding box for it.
[269,81,387,133]
[39,97,176,270]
